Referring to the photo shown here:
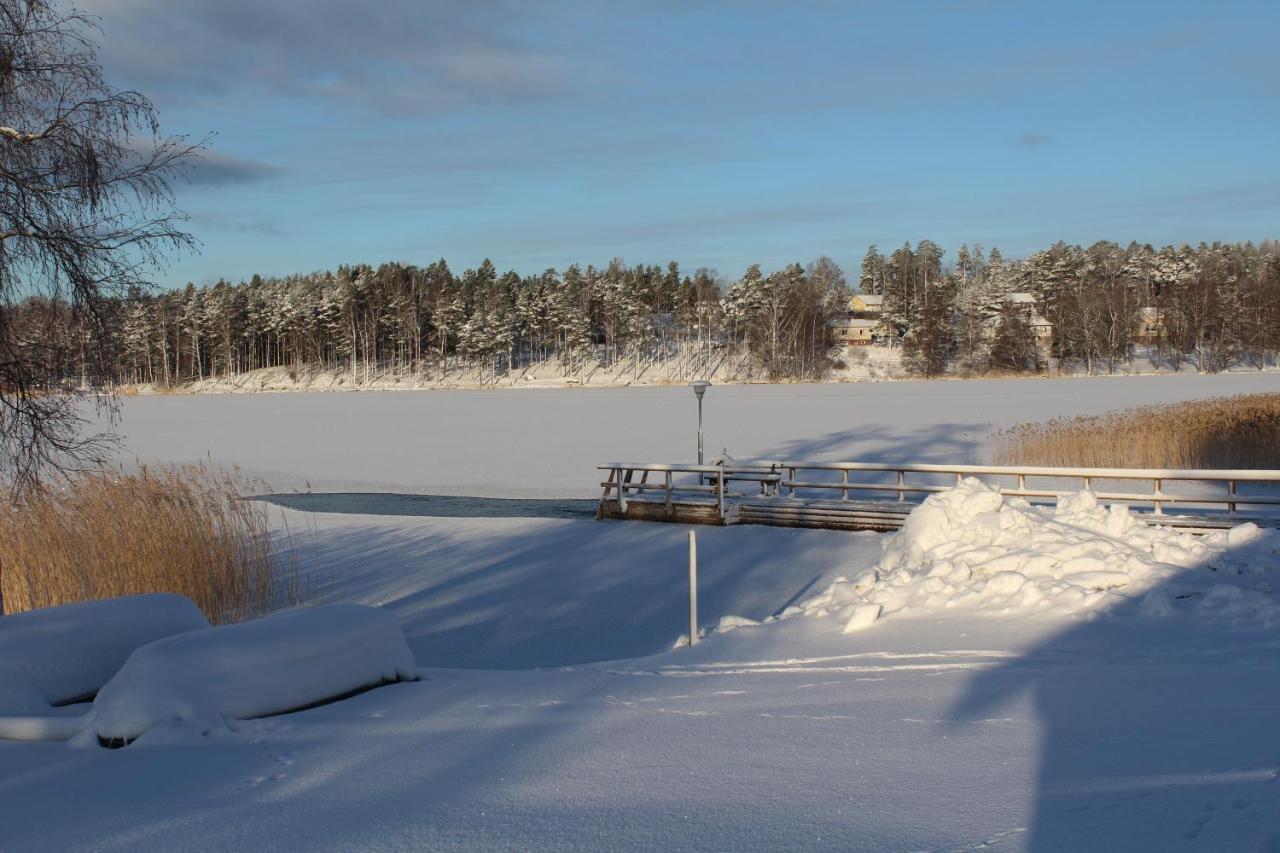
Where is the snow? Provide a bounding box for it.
[791,479,1280,632]
[0,594,209,714]
[3,373,1279,848]
[96,371,1280,497]
[3,505,1280,848]
[294,512,874,669]
[85,604,418,744]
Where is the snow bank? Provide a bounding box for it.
[793,478,1280,631]
[85,604,418,745]
[0,594,209,715]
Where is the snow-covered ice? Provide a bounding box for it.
[95,371,1280,496]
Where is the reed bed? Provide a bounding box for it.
[0,464,296,623]
[992,393,1280,470]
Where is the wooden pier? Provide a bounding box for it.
[597,460,1280,534]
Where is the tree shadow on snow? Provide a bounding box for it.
[947,541,1280,852]
[757,421,990,464]
[293,517,878,669]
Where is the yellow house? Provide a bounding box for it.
[849,294,884,315]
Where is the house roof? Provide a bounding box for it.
[1006,292,1036,304]
[852,294,883,305]
[834,318,878,328]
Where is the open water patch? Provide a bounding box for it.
[256,492,597,520]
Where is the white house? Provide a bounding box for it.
[832,318,878,346]
[1003,292,1053,344]
[1137,307,1164,344]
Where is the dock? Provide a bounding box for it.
[596,460,1280,534]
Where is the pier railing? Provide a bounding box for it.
[597,460,1280,530]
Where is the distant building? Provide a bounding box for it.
[1030,317,1053,344]
[1000,292,1053,345]
[1137,307,1164,344]
[832,318,878,346]
[849,293,884,315]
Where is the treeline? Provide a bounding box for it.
[866,239,1280,375]
[8,239,1280,388]
[13,256,850,386]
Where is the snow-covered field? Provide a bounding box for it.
[4,372,1279,850]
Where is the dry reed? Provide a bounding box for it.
[0,464,296,623]
[991,393,1280,470]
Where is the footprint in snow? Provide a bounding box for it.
[240,750,295,792]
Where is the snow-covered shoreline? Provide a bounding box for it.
[124,351,1280,396]
[5,497,1280,849]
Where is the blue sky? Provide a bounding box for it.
[81,0,1279,286]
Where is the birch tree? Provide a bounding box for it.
[0,0,196,485]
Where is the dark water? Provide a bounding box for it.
[256,492,597,519]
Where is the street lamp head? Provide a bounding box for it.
[690,380,711,400]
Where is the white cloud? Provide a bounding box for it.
[80,0,576,113]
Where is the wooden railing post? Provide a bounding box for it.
[665,470,673,518]
[841,469,849,501]
[717,468,726,520]
[897,470,906,502]
[1153,478,1163,515]
[598,468,615,519]
[1228,479,1237,515]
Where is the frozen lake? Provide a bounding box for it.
[101,372,1280,497]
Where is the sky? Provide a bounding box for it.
[78,0,1280,287]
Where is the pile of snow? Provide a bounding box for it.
[85,604,418,745]
[793,478,1280,633]
[0,594,209,715]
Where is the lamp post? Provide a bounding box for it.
[690,381,711,465]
